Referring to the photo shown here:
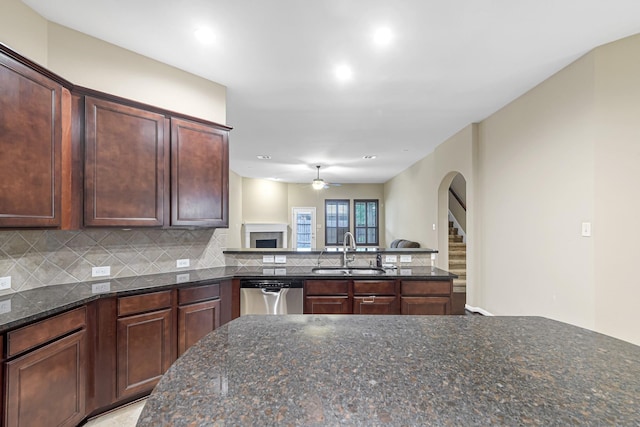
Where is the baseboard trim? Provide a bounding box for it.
[465,304,494,316]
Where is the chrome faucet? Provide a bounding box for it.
[342,231,356,267]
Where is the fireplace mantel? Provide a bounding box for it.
[243,223,288,248]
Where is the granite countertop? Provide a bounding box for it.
[137,315,640,426]
[0,266,455,333]
[223,247,438,254]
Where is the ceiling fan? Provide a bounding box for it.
[311,165,340,190]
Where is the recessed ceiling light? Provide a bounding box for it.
[373,27,393,47]
[257,155,271,160]
[363,155,377,159]
[194,27,216,44]
[335,64,353,82]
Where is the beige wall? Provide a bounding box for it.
[237,178,384,248]
[46,24,226,124]
[592,35,640,344]
[385,35,640,345]
[226,170,244,248]
[241,179,289,225]
[0,0,48,65]
[288,183,385,248]
[0,0,226,124]
[384,124,476,302]
[477,52,596,329]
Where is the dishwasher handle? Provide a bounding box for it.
[261,288,284,294]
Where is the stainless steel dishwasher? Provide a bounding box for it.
[240,279,304,315]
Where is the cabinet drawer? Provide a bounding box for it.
[118,290,172,317]
[178,283,220,305]
[401,296,451,315]
[7,306,86,357]
[353,280,395,295]
[401,281,451,296]
[354,296,397,315]
[305,280,349,295]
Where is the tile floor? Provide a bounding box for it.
[84,399,146,427]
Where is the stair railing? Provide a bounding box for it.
[449,188,466,211]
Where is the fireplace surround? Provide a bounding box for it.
[243,223,288,248]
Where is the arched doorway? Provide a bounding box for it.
[438,172,467,315]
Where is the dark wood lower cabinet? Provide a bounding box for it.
[401,296,451,315]
[354,296,397,314]
[178,299,220,356]
[305,296,351,314]
[5,330,86,427]
[116,308,173,399]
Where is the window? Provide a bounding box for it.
[354,200,379,246]
[325,199,350,245]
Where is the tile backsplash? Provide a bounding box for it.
[0,228,228,293]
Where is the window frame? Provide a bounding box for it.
[324,199,350,246]
[353,199,379,246]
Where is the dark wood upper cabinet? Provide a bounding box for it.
[171,117,229,228]
[0,49,63,228]
[0,45,230,230]
[84,96,169,227]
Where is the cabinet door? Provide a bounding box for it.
[116,308,173,399]
[85,96,168,227]
[171,117,228,227]
[304,296,351,314]
[5,330,86,427]
[0,52,62,227]
[354,296,397,315]
[178,299,220,356]
[401,297,451,315]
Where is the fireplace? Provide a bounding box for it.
[255,238,278,248]
[243,223,288,248]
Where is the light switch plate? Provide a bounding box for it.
[400,255,412,263]
[581,222,592,237]
[263,255,275,263]
[176,259,190,268]
[92,266,110,277]
[275,255,287,264]
[0,276,11,291]
[385,255,397,263]
[275,268,287,275]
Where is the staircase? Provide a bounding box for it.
[448,221,467,314]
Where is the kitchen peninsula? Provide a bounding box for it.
[137,315,640,426]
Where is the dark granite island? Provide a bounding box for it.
[137,315,640,426]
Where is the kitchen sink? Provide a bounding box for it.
[311,267,387,275]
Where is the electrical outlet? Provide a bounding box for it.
[275,268,287,275]
[263,255,275,263]
[177,259,190,268]
[400,255,412,263]
[0,276,11,291]
[91,266,110,277]
[385,255,397,263]
[176,273,190,283]
[92,282,111,294]
[0,299,11,314]
[275,255,287,264]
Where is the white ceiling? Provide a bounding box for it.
[22,0,640,185]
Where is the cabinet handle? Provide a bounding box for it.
[362,296,375,304]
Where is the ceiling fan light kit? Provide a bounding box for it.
[312,165,325,190]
